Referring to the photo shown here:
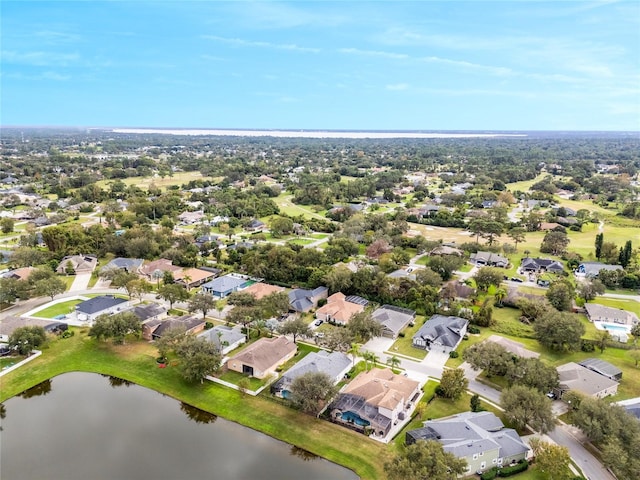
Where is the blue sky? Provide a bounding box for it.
[2,1,639,131]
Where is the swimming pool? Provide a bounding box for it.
[341,411,370,427]
[595,322,631,332]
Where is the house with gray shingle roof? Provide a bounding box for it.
[271,350,351,399]
[104,257,144,273]
[584,303,639,326]
[201,273,252,298]
[555,362,619,399]
[470,251,509,268]
[579,358,623,381]
[75,295,129,323]
[372,305,416,338]
[406,412,529,475]
[288,286,328,313]
[198,325,246,355]
[576,262,623,278]
[412,315,468,353]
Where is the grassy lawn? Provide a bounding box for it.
[0,330,390,479]
[287,238,314,246]
[59,275,75,291]
[591,297,640,317]
[506,173,547,192]
[388,318,428,360]
[309,233,328,240]
[33,299,83,318]
[216,369,266,390]
[274,194,328,220]
[94,171,217,191]
[1,356,25,370]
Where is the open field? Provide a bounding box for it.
[0,330,390,479]
[505,173,547,192]
[94,171,218,191]
[273,194,328,220]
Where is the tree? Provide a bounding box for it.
[174,335,222,383]
[507,227,526,250]
[628,349,640,367]
[501,385,555,433]
[155,325,187,359]
[594,329,611,353]
[279,317,311,343]
[540,231,569,255]
[9,325,47,355]
[33,276,67,300]
[595,232,604,260]
[480,220,504,246]
[530,439,572,480]
[494,287,507,307]
[438,368,468,399]
[470,394,481,412]
[387,354,401,372]
[0,217,14,234]
[577,279,605,301]
[348,342,361,367]
[323,265,353,294]
[534,310,585,352]
[473,267,504,292]
[620,240,632,268]
[545,280,574,311]
[463,341,514,377]
[384,440,467,480]
[125,278,151,302]
[632,323,640,346]
[188,292,217,319]
[269,215,294,237]
[474,301,494,327]
[158,283,189,310]
[89,312,141,344]
[64,261,75,276]
[347,310,383,343]
[506,357,559,393]
[289,371,338,414]
[317,326,354,352]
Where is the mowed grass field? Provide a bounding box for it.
[94,171,219,191]
[273,194,328,219]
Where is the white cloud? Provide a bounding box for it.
[202,35,321,53]
[386,83,409,91]
[1,50,80,67]
[339,48,408,60]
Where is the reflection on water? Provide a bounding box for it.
[102,374,133,388]
[180,401,217,424]
[290,445,320,461]
[19,379,51,398]
[1,372,358,480]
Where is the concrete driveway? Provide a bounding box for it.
[69,273,92,292]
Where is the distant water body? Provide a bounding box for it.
[111,128,527,139]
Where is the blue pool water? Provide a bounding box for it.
[601,323,629,332]
[341,411,370,427]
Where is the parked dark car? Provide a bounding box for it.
[511,277,524,283]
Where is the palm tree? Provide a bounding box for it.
[347,343,361,367]
[494,288,507,307]
[387,355,401,373]
[182,273,192,292]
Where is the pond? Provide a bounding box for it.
[0,372,358,480]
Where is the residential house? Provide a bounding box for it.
[288,286,329,313]
[315,292,366,325]
[481,200,497,209]
[55,255,98,275]
[371,305,416,338]
[2,266,36,281]
[470,252,509,268]
[486,335,540,359]
[177,210,205,225]
[271,350,351,399]
[104,257,144,273]
[201,273,252,298]
[578,358,623,381]
[576,262,623,278]
[413,315,468,353]
[387,269,417,281]
[584,303,639,326]
[227,336,297,379]
[520,258,564,274]
[406,411,529,475]
[174,267,218,289]
[245,219,266,232]
[539,222,562,231]
[0,316,65,342]
[440,281,475,301]
[329,368,421,437]
[138,259,182,281]
[554,362,619,399]
[198,325,246,355]
[429,245,463,256]
[241,282,285,300]
[128,303,167,323]
[75,295,129,323]
[142,315,206,341]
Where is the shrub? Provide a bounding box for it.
[498,460,528,477]
[398,332,405,338]
[468,326,481,334]
[449,351,459,358]
[205,321,214,329]
[463,334,469,340]
[481,468,499,480]
[317,298,327,308]
[61,330,74,339]
[581,340,596,352]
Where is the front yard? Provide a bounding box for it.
[32,299,83,318]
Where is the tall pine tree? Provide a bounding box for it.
[595,232,604,260]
